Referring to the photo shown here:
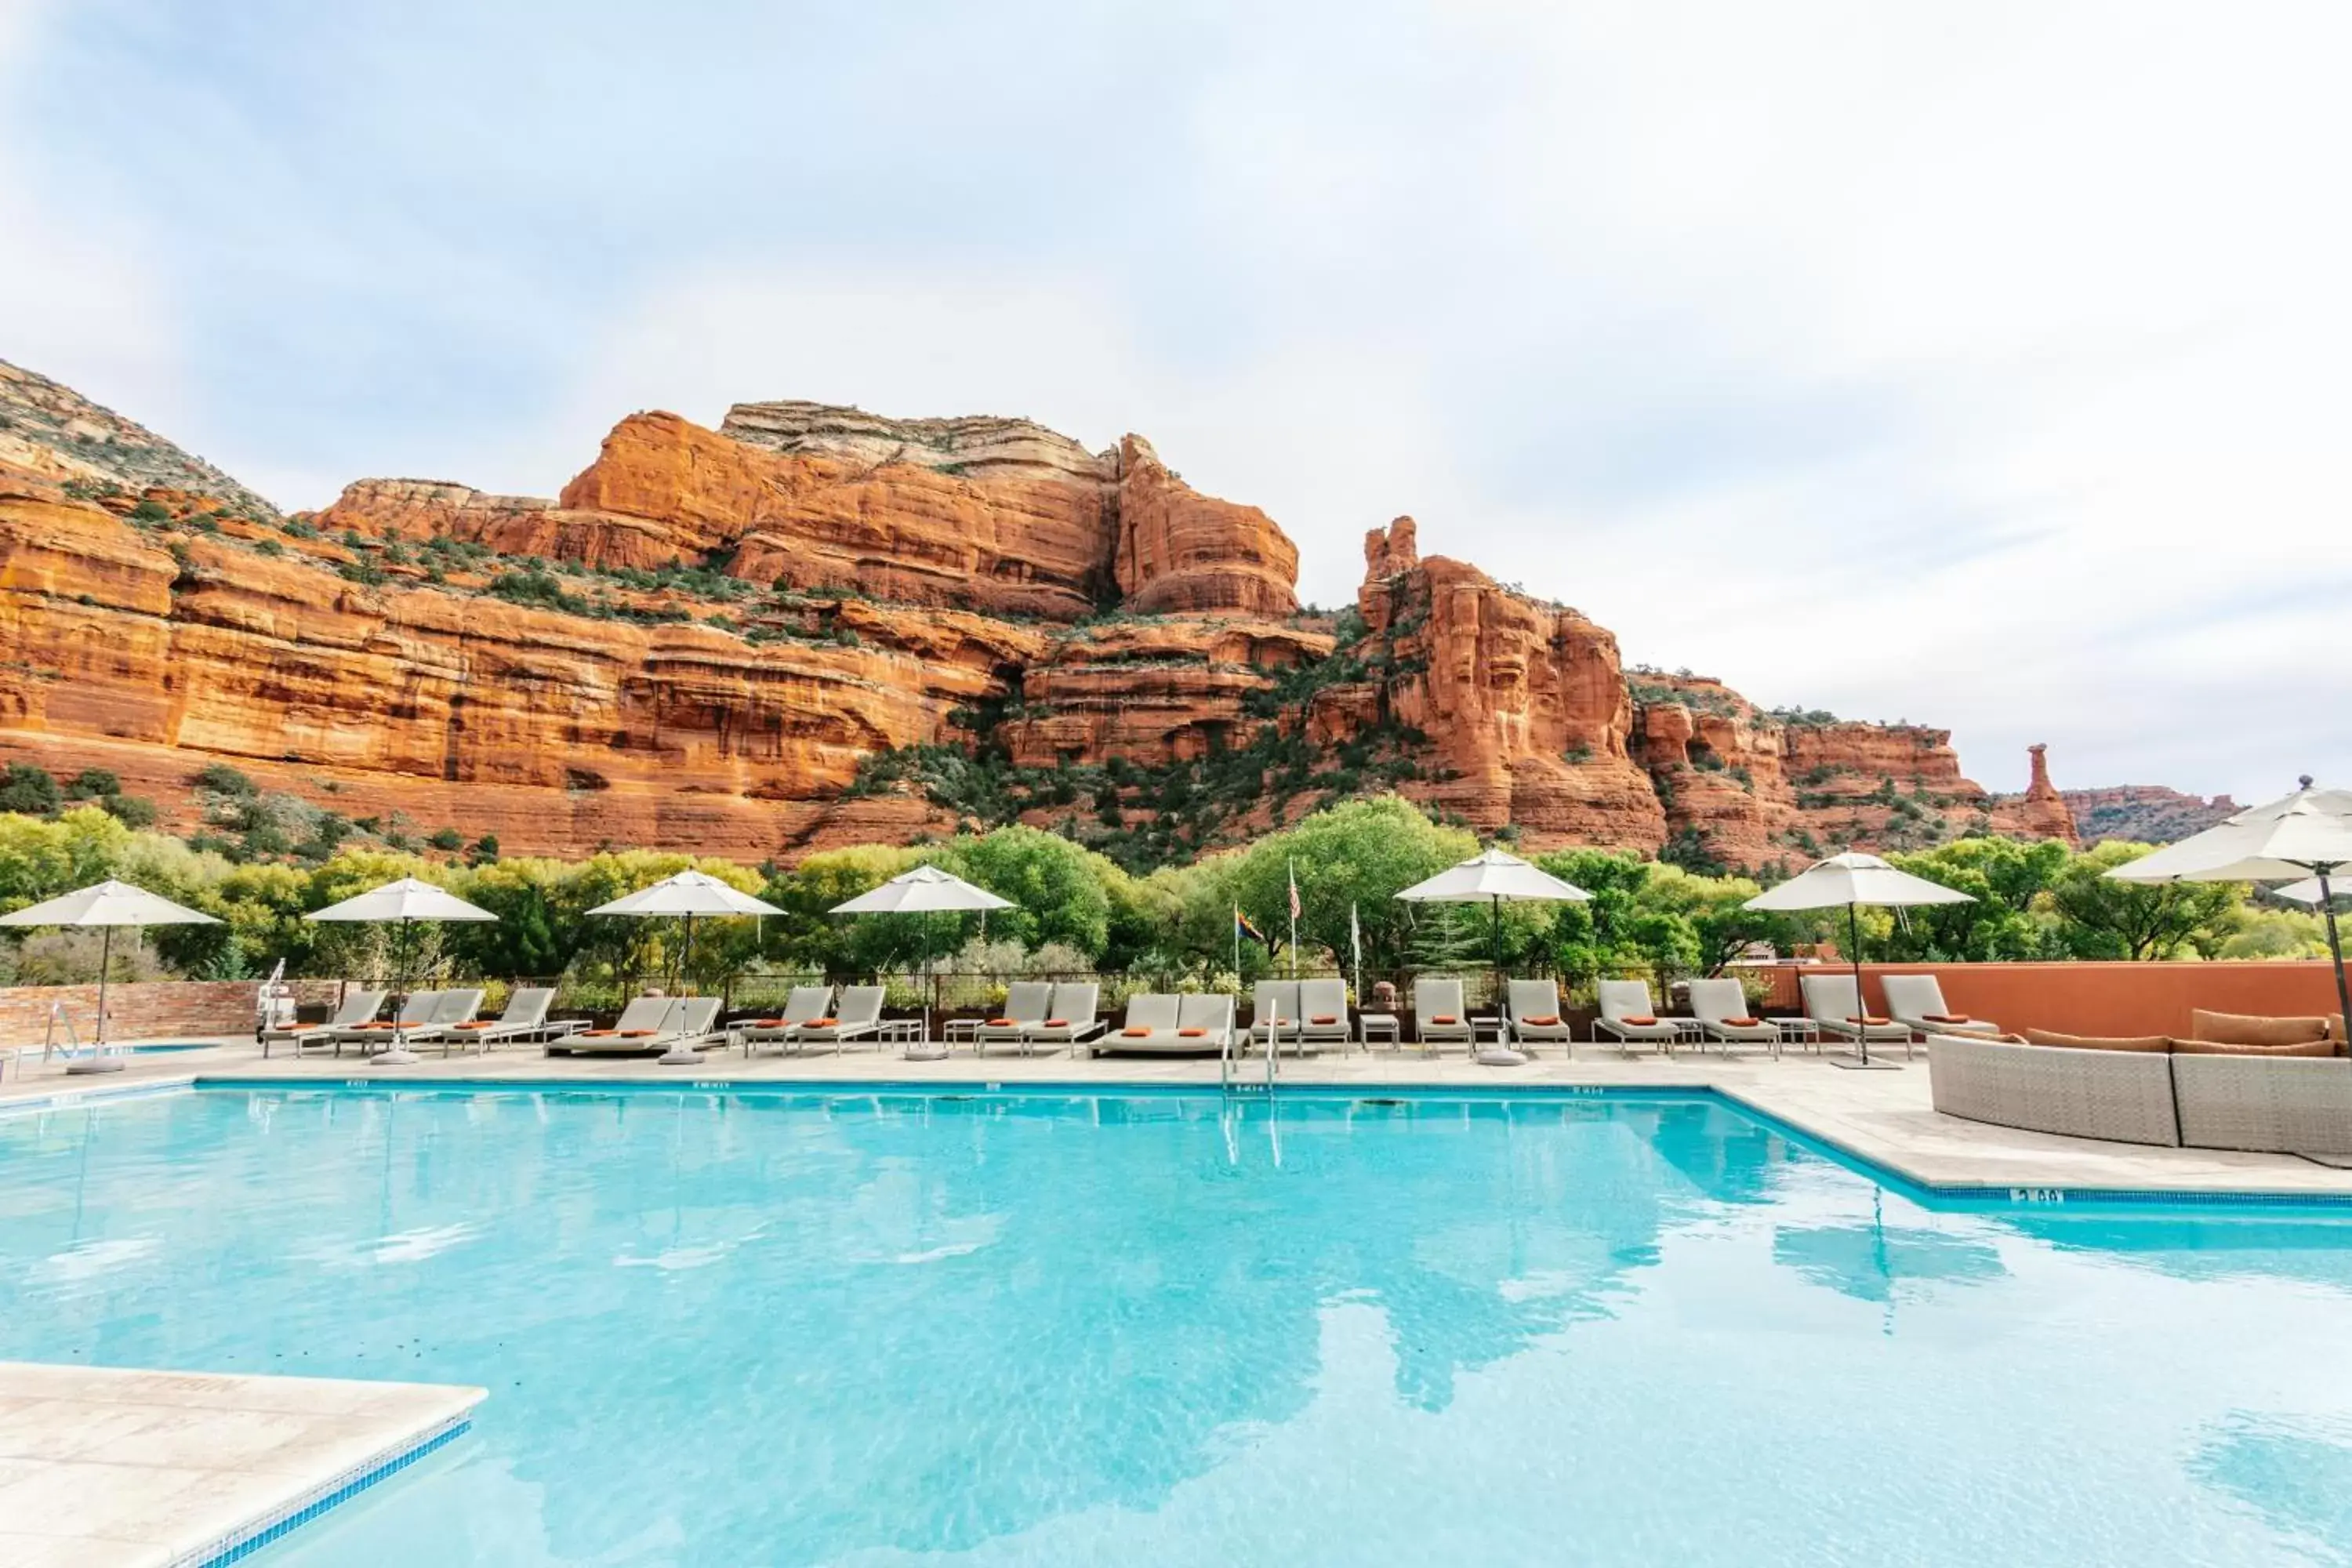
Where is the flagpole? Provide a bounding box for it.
[1287,858,1298,982]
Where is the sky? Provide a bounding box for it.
[3,0,2347,802]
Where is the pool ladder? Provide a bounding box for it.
[1220,1011,1282,1095]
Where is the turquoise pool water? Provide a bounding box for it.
[2,1085,2349,1565]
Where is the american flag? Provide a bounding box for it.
[1288,864,1301,922]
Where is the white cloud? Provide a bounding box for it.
[5,0,2347,800]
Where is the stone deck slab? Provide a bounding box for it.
[0,1362,483,1567]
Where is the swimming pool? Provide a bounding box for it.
[2,1084,2348,1565]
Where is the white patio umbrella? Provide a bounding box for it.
[306,877,496,1065]
[1744,852,1973,1068]
[1396,846,1591,1012]
[2106,778,2352,1034]
[829,866,1012,1053]
[589,869,785,1062]
[0,880,219,1074]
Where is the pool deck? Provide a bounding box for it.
[0,1362,481,1567]
[5,1033,2350,1200]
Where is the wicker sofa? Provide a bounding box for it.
[1928,1033,2352,1158]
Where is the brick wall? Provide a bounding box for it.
[0,979,347,1043]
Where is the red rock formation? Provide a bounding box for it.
[1001,617,1330,768]
[1112,437,1299,617]
[1986,743,2082,846]
[2061,784,2238,846]
[1329,524,1665,851]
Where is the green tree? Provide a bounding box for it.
[0,763,62,817]
[1882,837,2071,960]
[1226,795,1478,972]
[2047,840,2244,960]
[940,826,1114,960]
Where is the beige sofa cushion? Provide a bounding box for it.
[2024,1028,2171,1053]
[2170,1036,2339,1057]
[2189,1009,2330,1047]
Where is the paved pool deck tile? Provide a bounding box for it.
[4,1033,2350,1200]
[0,1363,483,1568]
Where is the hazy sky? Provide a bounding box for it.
[5,1,2346,800]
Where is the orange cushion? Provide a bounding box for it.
[1121,1026,1153,1038]
[1178,1027,1207,1037]
[1310,1014,1339,1025]
[620,1029,657,1037]
[2188,1010,2331,1047]
[808,1017,837,1028]
[453,1022,492,1029]
[1622,1014,1659,1026]
[1725,1016,1762,1027]
[581,1029,617,1037]
[1430,1014,1458,1025]
[1844,1015,1892,1026]
[2024,1028,2170,1053]
[986,1017,1015,1027]
[1523,1014,1561,1026]
[1044,1018,1069,1028]
[752,1018,787,1027]
[1923,1013,1970,1024]
[2171,1036,2339,1057]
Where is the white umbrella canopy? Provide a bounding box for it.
[305,877,496,1065]
[2107,779,2352,1033]
[829,864,1013,916]
[2276,877,2352,906]
[587,869,783,918]
[306,876,497,924]
[1744,852,1973,1068]
[1395,847,1592,906]
[0,880,220,1071]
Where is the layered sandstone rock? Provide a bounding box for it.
[1001,617,1331,768]
[0,358,279,520]
[1986,743,2082,846]
[1112,437,1299,617]
[1329,524,1666,851]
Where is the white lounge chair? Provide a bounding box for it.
[1175,993,1236,1054]
[737,985,836,1055]
[1013,982,1106,1054]
[1881,975,2002,1039]
[1249,981,1305,1053]
[1686,978,1780,1055]
[975,981,1054,1054]
[1414,977,1473,1051]
[1801,974,1917,1058]
[1505,979,1576,1053]
[1096,993,1181,1055]
[793,985,885,1052]
[1295,979,1352,1051]
[1593,980,1682,1054]
[431,986,549,1054]
[403,987,487,1048]
[554,995,684,1055]
[262,987,384,1058]
[332,989,447,1056]
[645,996,721,1055]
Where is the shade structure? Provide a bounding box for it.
[0,880,219,1073]
[2104,779,2352,1039]
[2276,877,2352,906]
[589,871,784,1063]
[830,866,1013,1052]
[829,864,1014,916]
[1396,848,1589,1028]
[1744,852,1973,1067]
[306,877,496,1065]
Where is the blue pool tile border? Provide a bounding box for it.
[179,1074,2352,1214]
[179,1413,472,1568]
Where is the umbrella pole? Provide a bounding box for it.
[377,916,423,1066]
[68,924,129,1075]
[1849,902,1870,1068]
[2320,867,2351,1046]
[659,910,708,1065]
